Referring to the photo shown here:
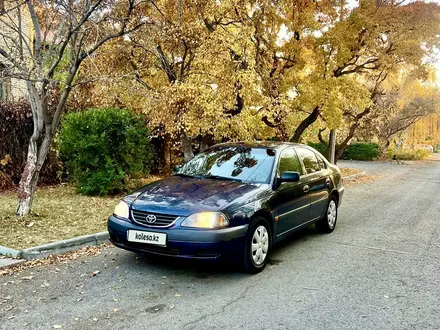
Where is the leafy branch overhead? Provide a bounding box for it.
[76,0,440,147]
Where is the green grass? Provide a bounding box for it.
[0,185,120,250]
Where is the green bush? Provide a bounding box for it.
[307,142,327,155]
[386,148,431,160]
[59,108,153,195]
[341,142,380,161]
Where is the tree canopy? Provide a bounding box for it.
[73,0,440,160]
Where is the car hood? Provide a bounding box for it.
[131,176,261,216]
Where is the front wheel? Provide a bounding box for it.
[315,196,338,233]
[242,217,271,274]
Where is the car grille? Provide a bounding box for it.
[131,209,179,228]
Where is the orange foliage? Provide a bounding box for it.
[405,113,440,146]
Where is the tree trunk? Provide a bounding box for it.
[334,127,357,163]
[17,127,52,216]
[334,143,349,164]
[290,106,321,142]
[181,133,194,162]
[17,73,75,216]
[200,134,213,152]
[329,129,336,164]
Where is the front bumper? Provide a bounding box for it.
[337,186,345,207]
[107,215,248,260]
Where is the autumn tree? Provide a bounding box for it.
[73,0,440,163]
[76,0,271,163]
[278,0,440,143]
[0,0,148,215]
[375,72,440,149]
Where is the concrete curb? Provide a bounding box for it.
[0,245,21,258]
[0,258,26,270]
[343,171,366,181]
[19,231,109,260]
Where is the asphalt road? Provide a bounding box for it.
[2,158,440,330]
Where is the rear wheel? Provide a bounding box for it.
[315,196,338,233]
[243,217,271,274]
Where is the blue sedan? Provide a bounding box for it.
[108,142,344,273]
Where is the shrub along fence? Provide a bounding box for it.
[307,142,381,161]
[59,108,154,195]
[0,101,61,190]
[342,142,380,161]
[386,148,431,160]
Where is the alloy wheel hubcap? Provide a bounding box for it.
[327,200,337,228]
[251,225,269,266]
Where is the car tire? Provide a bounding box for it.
[315,195,338,233]
[242,217,272,274]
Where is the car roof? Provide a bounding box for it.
[211,141,308,150]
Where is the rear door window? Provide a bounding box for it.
[317,154,326,170]
[296,148,321,174]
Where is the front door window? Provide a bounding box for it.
[278,148,303,176]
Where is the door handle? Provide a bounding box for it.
[303,185,310,193]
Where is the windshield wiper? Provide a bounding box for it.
[203,175,242,182]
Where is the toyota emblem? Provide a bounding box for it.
[145,214,157,223]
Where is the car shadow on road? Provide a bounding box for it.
[113,225,322,277]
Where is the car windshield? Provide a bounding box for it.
[175,146,276,184]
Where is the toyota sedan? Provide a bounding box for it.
[108,142,344,273]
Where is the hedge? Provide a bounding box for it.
[59,108,154,195]
[307,142,327,156]
[307,142,380,161]
[341,142,380,161]
[386,148,431,160]
[0,100,61,189]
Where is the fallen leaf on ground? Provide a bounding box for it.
[91,271,100,276]
[26,222,34,228]
[53,325,63,329]
[0,244,110,276]
[21,276,34,280]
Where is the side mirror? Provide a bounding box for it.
[173,164,183,173]
[279,171,300,183]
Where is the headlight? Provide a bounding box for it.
[114,200,130,219]
[181,212,229,229]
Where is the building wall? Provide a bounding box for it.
[0,2,32,101]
